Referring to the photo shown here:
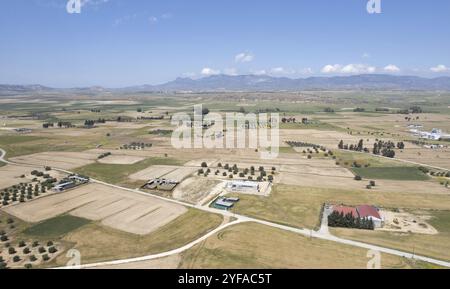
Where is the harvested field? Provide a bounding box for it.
[11,152,97,170]
[129,165,178,181]
[184,159,217,167]
[4,183,187,235]
[97,155,145,165]
[162,167,197,182]
[278,172,449,195]
[180,222,427,269]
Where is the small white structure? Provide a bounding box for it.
[226,181,260,193]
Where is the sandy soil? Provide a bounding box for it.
[379,210,438,235]
[173,177,222,204]
[11,152,98,170]
[4,183,187,235]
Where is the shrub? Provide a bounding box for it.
[48,247,58,254]
[24,263,33,269]
[42,254,50,261]
[201,162,208,168]
[1,235,9,242]
[354,175,362,181]
[23,247,31,254]
[370,180,376,187]
[29,255,37,262]
[18,240,26,247]
[8,247,16,254]
[13,256,21,263]
[38,247,46,254]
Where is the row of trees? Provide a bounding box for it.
[328,211,375,230]
[338,139,403,159]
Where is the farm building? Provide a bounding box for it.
[213,197,240,210]
[226,181,260,193]
[144,178,178,191]
[332,204,384,228]
[356,205,384,228]
[53,181,78,192]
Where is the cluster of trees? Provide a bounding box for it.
[281,117,296,123]
[90,109,101,113]
[42,122,73,129]
[1,181,51,206]
[201,163,275,182]
[57,121,74,128]
[149,129,173,136]
[0,237,58,269]
[84,119,106,127]
[372,140,398,158]
[120,142,153,150]
[324,107,335,113]
[353,108,365,112]
[328,211,375,230]
[98,152,112,159]
[286,141,323,150]
[338,139,402,158]
[138,116,164,120]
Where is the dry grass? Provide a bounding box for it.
[180,222,434,269]
[52,208,223,266]
[230,184,450,230]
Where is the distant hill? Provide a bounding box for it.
[2,74,450,95]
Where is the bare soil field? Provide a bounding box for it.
[162,167,197,182]
[173,177,222,203]
[379,210,438,235]
[4,183,187,235]
[11,152,98,170]
[97,155,145,165]
[129,165,179,181]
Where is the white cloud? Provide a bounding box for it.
[201,67,221,76]
[384,64,400,73]
[342,64,376,74]
[321,64,376,74]
[430,64,449,73]
[321,64,342,74]
[251,69,267,75]
[269,67,296,75]
[235,52,254,63]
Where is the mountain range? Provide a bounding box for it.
[2,74,450,95]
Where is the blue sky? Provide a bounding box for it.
[1,0,450,87]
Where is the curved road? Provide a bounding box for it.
[1,148,450,269]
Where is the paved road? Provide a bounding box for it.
[1,148,450,268]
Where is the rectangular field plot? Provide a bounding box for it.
[11,152,98,170]
[4,183,187,235]
[129,165,179,181]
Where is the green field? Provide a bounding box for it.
[351,166,430,181]
[74,157,182,184]
[23,215,91,237]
